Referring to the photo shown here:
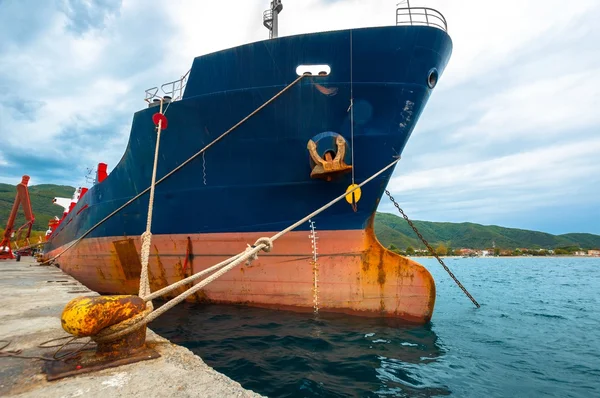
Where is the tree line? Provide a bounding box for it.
[387,243,590,257]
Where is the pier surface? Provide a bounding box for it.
[0,257,263,397]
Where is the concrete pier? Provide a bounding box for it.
[0,258,263,397]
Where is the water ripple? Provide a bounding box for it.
[151,257,600,397]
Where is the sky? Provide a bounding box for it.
[0,0,598,234]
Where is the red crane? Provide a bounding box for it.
[0,175,35,260]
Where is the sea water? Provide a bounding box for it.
[150,257,600,397]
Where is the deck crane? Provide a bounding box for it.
[0,175,35,260]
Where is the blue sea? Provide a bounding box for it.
[150,257,600,397]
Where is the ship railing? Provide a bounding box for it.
[144,69,191,105]
[263,9,273,29]
[396,6,447,32]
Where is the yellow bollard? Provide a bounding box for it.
[43,294,159,381]
[61,295,146,337]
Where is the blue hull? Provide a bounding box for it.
[44,25,452,252]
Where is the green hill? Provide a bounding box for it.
[374,212,600,250]
[1,182,599,250]
[557,233,600,249]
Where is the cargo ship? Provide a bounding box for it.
[41,1,452,323]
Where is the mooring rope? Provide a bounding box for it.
[137,98,166,315]
[40,74,307,265]
[93,158,400,343]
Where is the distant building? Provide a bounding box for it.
[588,250,600,257]
[574,251,587,256]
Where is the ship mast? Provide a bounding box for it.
[263,0,283,39]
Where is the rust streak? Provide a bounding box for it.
[113,239,142,280]
[153,244,169,295]
[172,260,191,298]
[377,256,386,286]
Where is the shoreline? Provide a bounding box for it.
[409,255,599,259]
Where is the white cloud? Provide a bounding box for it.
[387,138,600,228]
[392,138,600,192]
[450,71,600,144]
[0,0,171,177]
[1,0,599,234]
[386,0,600,234]
[425,0,598,90]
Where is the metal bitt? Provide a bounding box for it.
[263,0,283,39]
[42,295,160,381]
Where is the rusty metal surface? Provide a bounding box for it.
[48,224,437,323]
[96,326,147,356]
[61,295,146,337]
[113,239,143,279]
[358,218,436,322]
[52,294,160,381]
[42,344,160,381]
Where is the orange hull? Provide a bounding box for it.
[45,222,436,323]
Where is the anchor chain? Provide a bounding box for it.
[384,190,481,308]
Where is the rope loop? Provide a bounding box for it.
[254,237,274,253]
[244,237,274,265]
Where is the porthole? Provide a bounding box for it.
[427,68,438,89]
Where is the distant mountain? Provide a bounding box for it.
[1,182,599,250]
[556,233,600,249]
[0,182,74,232]
[374,212,600,250]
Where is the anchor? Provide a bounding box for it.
[307,134,352,181]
